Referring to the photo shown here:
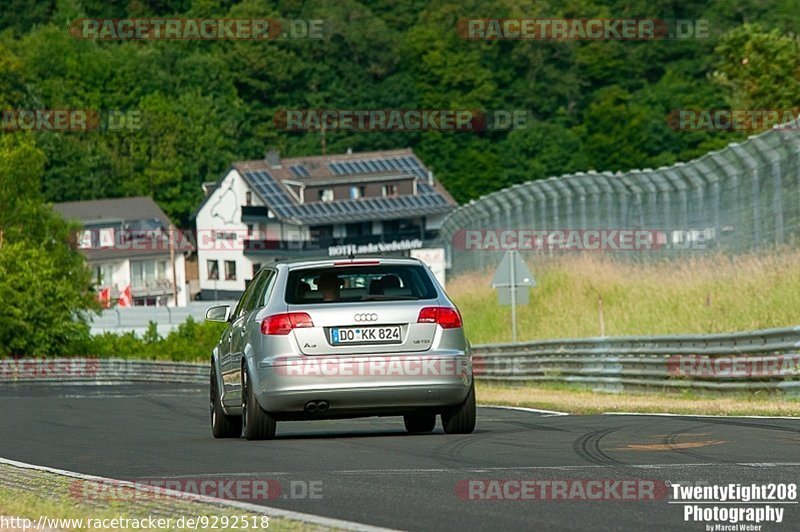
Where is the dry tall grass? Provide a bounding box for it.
[447,251,800,344]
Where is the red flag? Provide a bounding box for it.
[98,287,111,309]
[118,286,132,307]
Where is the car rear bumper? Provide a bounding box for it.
[253,353,472,413]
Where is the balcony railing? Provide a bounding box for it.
[131,279,175,296]
[243,230,438,253]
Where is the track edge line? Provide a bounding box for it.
[0,456,398,532]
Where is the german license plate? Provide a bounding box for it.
[331,326,401,344]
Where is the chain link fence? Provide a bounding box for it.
[439,121,800,276]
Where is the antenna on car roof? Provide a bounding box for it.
[347,253,355,260]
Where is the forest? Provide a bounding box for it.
[1,0,798,226]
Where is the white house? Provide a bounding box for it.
[53,197,189,307]
[194,148,456,300]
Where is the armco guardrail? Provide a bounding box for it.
[2,326,799,393]
[0,359,207,384]
[472,326,800,393]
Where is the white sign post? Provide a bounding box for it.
[491,250,535,342]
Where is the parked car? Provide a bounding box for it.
[207,257,475,440]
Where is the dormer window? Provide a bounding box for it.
[381,184,398,197]
[350,186,365,199]
[319,189,334,202]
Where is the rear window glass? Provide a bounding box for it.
[285,265,437,304]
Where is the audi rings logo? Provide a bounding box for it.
[354,313,378,322]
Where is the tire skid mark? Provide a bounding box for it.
[572,427,625,466]
[662,424,719,461]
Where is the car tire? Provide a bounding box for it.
[242,367,277,441]
[210,366,242,438]
[441,382,476,434]
[403,413,436,433]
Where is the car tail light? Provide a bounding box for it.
[261,312,314,335]
[417,306,462,329]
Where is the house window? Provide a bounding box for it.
[225,260,237,281]
[98,227,115,248]
[246,191,252,206]
[318,189,334,202]
[350,186,365,199]
[381,184,398,197]
[207,260,219,280]
[78,230,93,249]
[94,263,115,286]
[247,224,254,237]
[252,263,261,276]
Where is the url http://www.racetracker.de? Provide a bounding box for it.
[0,514,271,530]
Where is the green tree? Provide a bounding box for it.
[0,135,97,356]
[713,23,800,112]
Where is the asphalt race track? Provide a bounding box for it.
[1,384,798,531]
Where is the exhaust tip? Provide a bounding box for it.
[305,401,318,413]
[316,401,329,413]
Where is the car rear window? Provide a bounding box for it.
[285,264,438,304]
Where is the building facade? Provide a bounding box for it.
[53,197,189,307]
[194,148,457,300]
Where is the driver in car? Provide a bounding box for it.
[317,271,341,302]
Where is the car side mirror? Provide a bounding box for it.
[205,305,230,323]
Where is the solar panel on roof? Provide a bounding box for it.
[242,162,452,226]
[290,165,309,178]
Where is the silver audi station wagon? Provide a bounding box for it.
[206,257,475,440]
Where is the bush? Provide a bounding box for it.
[78,317,227,362]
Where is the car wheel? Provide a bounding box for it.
[241,367,277,441]
[404,413,436,433]
[441,382,476,434]
[210,366,242,438]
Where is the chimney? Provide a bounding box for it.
[427,170,434,185]
[346,147,353,155]
[265,148,281,168]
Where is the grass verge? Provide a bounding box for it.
[477,381,800,416]
[0,463,322,531]
[449,251,800,344]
